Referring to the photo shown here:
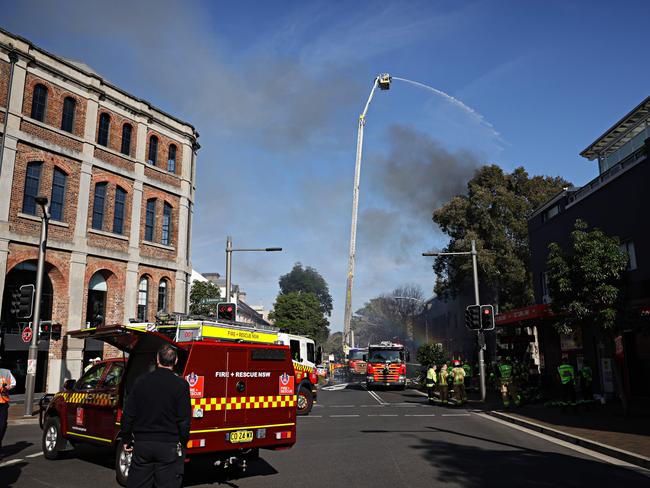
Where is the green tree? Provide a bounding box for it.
[416,343,449,368]
[323,331,344,359]
[433,165,570,310]
[546,219,630,408]
[270,291,330,344]
[189,280,221,316]
[279,263,333,316]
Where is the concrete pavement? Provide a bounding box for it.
[1,383,648,487]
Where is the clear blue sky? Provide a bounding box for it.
[4,0,649,330]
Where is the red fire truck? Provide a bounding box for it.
[347,348,368,380]
[365,341,409,390]
[40,320,297,485]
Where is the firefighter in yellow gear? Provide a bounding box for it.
[425,364,437,403]
[451,360,467,405]
[438,364,449,405]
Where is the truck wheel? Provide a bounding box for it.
[42,417,64,460]
[296,386,313,416]
[115,440,132,487]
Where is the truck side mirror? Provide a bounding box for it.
[316,346,323,365]
[406,351,411,362]
[63,379,76,391]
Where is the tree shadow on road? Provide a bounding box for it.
[361,426,650,487]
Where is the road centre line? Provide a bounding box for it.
[405,414,437,417]
[378,414,399,417]
[330,414,360,417]
[360,404,384,407]
[442,413,471,416]
[330,405,354,408]
[26,452,43,458]
[302,415,323,418]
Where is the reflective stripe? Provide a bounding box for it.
[67,431,113,443]
[190,422,295,434]
[191,395,296,412]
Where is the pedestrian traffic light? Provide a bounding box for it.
[217,302,236,321]
[51,323,62,341]
[464,305,481,330]
[39,321,51,340]
[480,305,495,330]
[11,285,34,318]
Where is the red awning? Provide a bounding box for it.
[495,304,553,326]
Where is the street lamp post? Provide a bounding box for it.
[423,239,487,402]
[343,73,392,349]
[224,236,282,303]
[24,196,50,416]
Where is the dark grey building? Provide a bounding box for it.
[526,96,649,398]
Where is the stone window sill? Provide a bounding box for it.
[143,240,175,251]
[88,227,129,241]
[18,212,69,228]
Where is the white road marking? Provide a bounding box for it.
[405,414,437,417]
[301,415,323,418]
[442,413,471,416]
[313,404,324,408]
[409,389,429,397]
[26,452,43,458]
[361,385,388,405]
[378,414,399,417]
[0,458,23,467]
[330,414,360,418]
[394,404,418,407]
[321,383,349,391]
[476,412,650,474]
[330,405,355,408]
[360,404,385,407]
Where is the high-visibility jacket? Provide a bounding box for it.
[426,368,437,387]
[558,363,575,385]
[462,364,472,377]
[499,363,512,381]
[0,368,16,404]
[439,368,449,386]
[452,367,466,385]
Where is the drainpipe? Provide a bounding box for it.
[0,50,19,176]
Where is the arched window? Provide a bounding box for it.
[22,162,43,215]
[158,279,169,312]
[97,113,110,146]
[92,182,107,230]
[147,135,158,165]
[87,272,107,327]
[50,168,67,221]
[121,124,132,156]
[137,277,149,321]
[61,97,76,132]
[145,198,156,242]
[31,84,48,122]
[161,203,172,245]
[167,144,177,173]
[113,186,127,234]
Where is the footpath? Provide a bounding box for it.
[6,393,45,425]
[482,397,650,470]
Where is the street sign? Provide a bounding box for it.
[200,298,221,305]
[22,326,33,343]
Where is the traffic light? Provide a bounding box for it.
[51,323,62,341]
[217,302,236,321]
[464,305,481,330]
[39,321,51,340]
[480,305,495,330]
[11,285,34,318]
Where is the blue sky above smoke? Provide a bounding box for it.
[4,0,649,330]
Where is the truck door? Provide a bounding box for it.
[224,347,248,427]
[93,361,124,441]
[66,362,110,444]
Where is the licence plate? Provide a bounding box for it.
[229,430,253,443]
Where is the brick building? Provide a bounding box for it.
[0,29,199,392]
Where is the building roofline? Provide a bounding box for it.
[0,27,199,140]
[528,186,577,221]
[580,96,650,161]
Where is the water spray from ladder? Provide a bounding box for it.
[392,76,502,140]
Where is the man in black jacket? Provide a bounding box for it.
[122,344,191,488]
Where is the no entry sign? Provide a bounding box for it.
[22,326,33,343]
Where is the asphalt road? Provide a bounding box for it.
[1,383,648,487]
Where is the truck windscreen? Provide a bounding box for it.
[348,351,365,360]
[368,350,403,363]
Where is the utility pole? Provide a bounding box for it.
[343,73,391,349]
[423,239,487,402]
[24,196,50,416]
